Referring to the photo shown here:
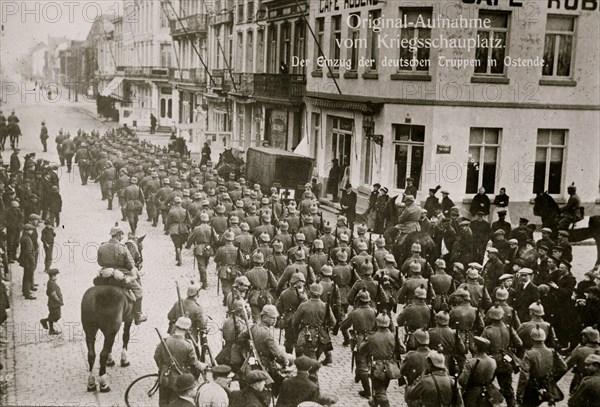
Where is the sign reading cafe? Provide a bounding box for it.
[319,0,379,14]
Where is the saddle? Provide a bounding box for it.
[93,269,136,303]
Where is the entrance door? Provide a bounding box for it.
[331,117,353,167]
[159,87,173,126]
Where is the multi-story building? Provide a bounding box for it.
[306,0,600,216]
[168,0,210,144]
[85,15,115,99]
[116,0,174,129]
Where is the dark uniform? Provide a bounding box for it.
[276,286,308,354]
[123,182,145,233]
[186,223,216,288]
[293,296,336,359]
[214,241,240,303]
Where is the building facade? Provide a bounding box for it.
[305,0,600,215]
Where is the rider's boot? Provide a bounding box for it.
[133,298,147,325]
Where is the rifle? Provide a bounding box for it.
[331,280,341,335]
[176,282,203,359]
[350,328,356,373]
[319,212,324,234]
[327,247,333,266]
[239,299,266,371]
[395,325,405,362]
[368,229,373,255]
[156,327,206,382]
[426,281,436,327]
[334,226,339,248]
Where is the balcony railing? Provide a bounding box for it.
[209,11,233,25]
[170,14,207,37]
[209,69,227,92]
[123,66,169,79]
[169,68,206,85]
[229,73,254,96]
[253,74,306,100]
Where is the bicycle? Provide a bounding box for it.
[124,373,159,407]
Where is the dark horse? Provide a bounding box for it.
[534,192,600,270]
[383,227,437,268]
[215,148,245,179]
[80,234,145,392]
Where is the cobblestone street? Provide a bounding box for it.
[2,95,595,407]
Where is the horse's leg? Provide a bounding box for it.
[84,326,98,392]
[594,239,600,271]
[98,331,117,392]
[120,321,132,367]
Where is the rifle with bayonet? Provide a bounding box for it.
[239,299,266,371]
[331,278,341,335]
[350,328,357,373]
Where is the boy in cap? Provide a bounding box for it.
[40,268,62,335]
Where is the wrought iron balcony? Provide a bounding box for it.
[122,66,169,79]
[170,14,208,37]
[209,11,233,25]
[253,74,306,101]
[169,68,206,85]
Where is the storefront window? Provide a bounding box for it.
[534,129,566,194]
[466,128,500,194]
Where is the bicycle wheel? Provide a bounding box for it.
[124,373,160,407]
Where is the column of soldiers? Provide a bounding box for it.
[56,126,600,406]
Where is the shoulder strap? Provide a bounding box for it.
[467,358,481,389]
[430,373,444,406]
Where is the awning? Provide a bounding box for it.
[304,95,383,114]
[99,76,124,97]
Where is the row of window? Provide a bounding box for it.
[315,9,575,80]
[321,117,568,195]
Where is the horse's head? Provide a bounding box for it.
[126,234,146,266]
[533,191,559,217]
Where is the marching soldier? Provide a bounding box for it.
[276,249,315,296]
[245,205,260,232]
[210,205,229,237]
[449,289,481,371]
[318,265,341,331]
[339,290,377,393]
[214,230,241,305]
[288,233,310,262]
[398,262,430,305]
[375,254,403,301]
[566,327,600,394]
[234,222,255,260]
[456,266,492,312]
[255,233,274,260]
[352,225,370,254]
[116,168,130,222]
[273,221,293,252]
[245,251,278,321]
[167,197,190,267]
[331,233,353,265]
[406,351,462,407]
[225,277,251,312]
[429,259,455,312]
[154,317,207,407]
[186,213,217,289]
[373,238,389,269]
[517,302,557,350]
[482,306,523,407]
[397,287,432,350]
[217,300,247,374]
[428,311,465,376]
[347,261,379,309]
[40,121,49,152]
[276,272,308,354]
[351,241,374,269]
[144,172,161,227]
[516,326,567,407]
[122,177,145,234]
[308,239,328,279]
[484,288,520,327]
[359,313,402,406]
[156,178,173,231]
[238,304,293,397]
[320,223,336,254]
[400,243,429,278]
[166,282,206,344]
[568,354,600,406]
[74,141,90,185]
[293,282,336,362]
[458,336,503,407]
[264,240,288,279]
[399,329,431,396]
[98,161,117,210]
[333,250,357,316]
[255,213,277,241]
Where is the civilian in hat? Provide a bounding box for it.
[374,186,389,234]
[168,373,197,407]
[547,258,577,350]
[276,356,322,407]
[403,177,418,203]
[340,183,357,233]
[451,219,474,270]
[517,239,538,270]
[195,365,233,407]
[154,317,207,407]
[326,159,341,203]
[431,216,457,263]
[470,210,491,263]
[492,187,510,222]
[483,247,504,294]
[568,353,600,406]
[575,270,598,305]
[491,228,511,263]
[469,187,491,218]
[365,183,381,230]
[39,269,62,335]
[512,218,534,248]
[517,326,567,407]
[513,268,539,323]
[424,186,441,219]
[556,230,573,263]
[537,228,556,252]
[18,224,37,299]
[440,190,455,218]
[492,208,512,240]
[47,185,63,227]
[230,370,271,407]
[407,351,461,407]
